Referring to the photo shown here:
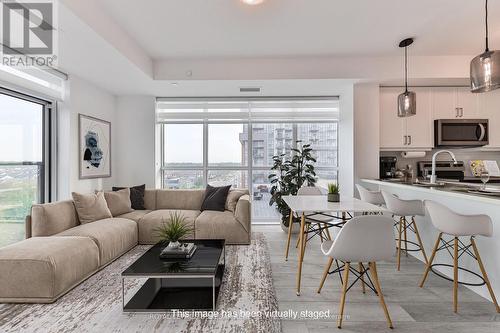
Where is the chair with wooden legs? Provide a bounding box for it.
[317,215,395,329]
[356,184,385,210]
[420,200,500,313]
[284,186,334,261]
[381,190,428,270]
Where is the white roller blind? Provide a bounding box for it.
[156,97,339,123]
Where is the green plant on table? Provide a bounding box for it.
[154,212,193,244]
[327,183,339,194]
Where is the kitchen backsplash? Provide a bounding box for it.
[381,149,500,178]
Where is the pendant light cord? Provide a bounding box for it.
[404,46,408,92]
[485,0,489,51]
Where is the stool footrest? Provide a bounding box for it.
[430,263,486,287]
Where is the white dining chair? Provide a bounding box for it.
[284,186,334,261]
[420,200,500,313]
[317,215,394,329]
[381,190,428,270]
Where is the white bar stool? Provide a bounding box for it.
[317,215,394,329]
[284,186,334,261]
[381,190,428,270]
[356,184,385,207]
[420,200,500,313]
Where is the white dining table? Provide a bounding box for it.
[282,195,387,295]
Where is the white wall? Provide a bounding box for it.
[57,75,117,199]
[353,83,380,193]
[113,96,156,188]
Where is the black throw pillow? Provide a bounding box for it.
[201,185,232,212]
[112,184,145,210]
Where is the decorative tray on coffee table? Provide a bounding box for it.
[159,243,197,259]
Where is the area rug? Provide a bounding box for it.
[0,233,281,333]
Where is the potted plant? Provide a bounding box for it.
[327,183,340,202]
[154,212,193,249]
[269,141,317,231]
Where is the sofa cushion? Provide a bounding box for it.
[72,191,112,224]
[144,189,157,210]
[116,210,151,222]
[156,189,205,210]
[57,218,137,266]
[138,210,199,244]
[201,185,231,212]
[0,236,99,303]
[225,188,249,213]
[104,188,133,216]
[195,210,250,244]
[31,200,79,236]
[112,184,145,210]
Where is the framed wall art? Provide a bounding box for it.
[79,114,111,179]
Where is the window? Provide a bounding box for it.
[0,88,52,246]
[157,98,339,223]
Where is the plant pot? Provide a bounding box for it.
[167,241,181,249]
[328,193,340,202]
[281,221,300,234]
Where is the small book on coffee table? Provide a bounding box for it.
[159,243,197,259]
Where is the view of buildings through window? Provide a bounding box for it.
[0,92,48,246]
[162,122,338,221]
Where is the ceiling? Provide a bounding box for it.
[99,0,500,60]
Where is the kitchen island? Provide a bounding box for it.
[362,178,500,305]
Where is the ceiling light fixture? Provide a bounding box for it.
[241,0,265,5]
[470,0,500,93]
[398,38,416,117]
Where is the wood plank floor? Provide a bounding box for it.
[254,225,500,333]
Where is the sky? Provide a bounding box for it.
[0,94,43,162]
[164,123,244,164]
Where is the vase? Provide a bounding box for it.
[167,241,181,249]
[328,193,340,202]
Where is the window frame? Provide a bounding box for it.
[158,98,339,223]
[0,87,53,203]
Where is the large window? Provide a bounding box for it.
[0,88,52,246]
[157,98,339,222]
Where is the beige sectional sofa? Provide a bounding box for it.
[0,189,251,303]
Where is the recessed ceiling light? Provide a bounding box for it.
[171,82,178,86]
[241,0,265,5]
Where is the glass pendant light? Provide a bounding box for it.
[398,38,416,117]
[471,0,500,93]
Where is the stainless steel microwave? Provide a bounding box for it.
[434,119,489,147]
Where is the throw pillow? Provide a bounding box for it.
[103,188,133,216]
[225,189,247,213]
[112,184,145,210]
[71,191,112,224]
[201,185,232,212]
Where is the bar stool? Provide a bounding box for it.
[420,200,500,313]
[381,190,428,270]
[356,184,385,215]
[284,186,334,261]
[317,215,394,329]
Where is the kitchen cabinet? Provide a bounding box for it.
[380,87,433,150]
[431,87,478,119]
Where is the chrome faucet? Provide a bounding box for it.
[430,150,458,184]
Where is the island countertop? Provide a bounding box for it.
[361,179,500,205]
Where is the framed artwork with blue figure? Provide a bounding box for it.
[79,114,111,179]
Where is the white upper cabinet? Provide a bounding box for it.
[406,88,432,148]
[380,87,433,150]
[380,87,406,149]
[431,87,478,119]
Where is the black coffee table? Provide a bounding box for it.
[121,239,225,312]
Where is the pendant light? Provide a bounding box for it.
[470,0,500,93]
[398,38,416,117]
